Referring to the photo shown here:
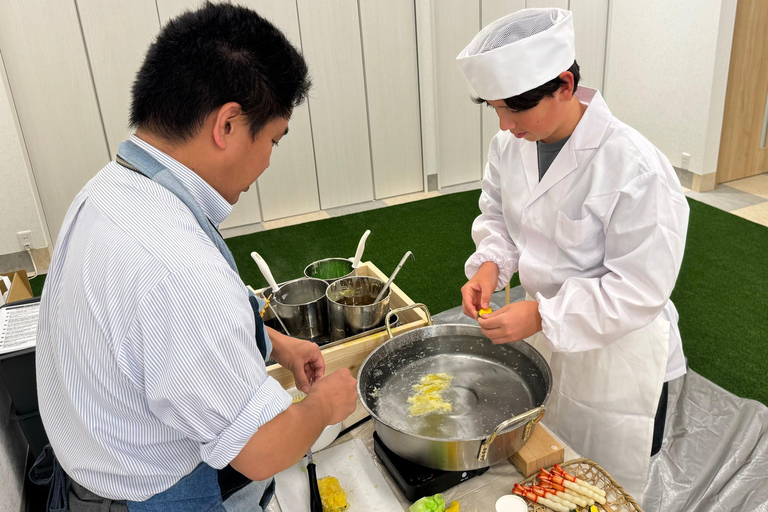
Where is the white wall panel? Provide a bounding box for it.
[605,0,723,174]
[434,0,482,187]
[0,0,110,243]
[227,0,319,223]
[570,0,608,91]
[157,0,215,25]
[77,0,160,155]
[359,0,423,199]
[0,53,47,255]
[297,0,373,209]
[481,1,526,167]
[526,0,568,8]
[483,0,526,26]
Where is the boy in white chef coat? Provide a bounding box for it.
[457,8,689,503]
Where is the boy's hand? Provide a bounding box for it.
[461,262,499,319]
[477,300,542,344]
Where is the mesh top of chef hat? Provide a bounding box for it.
[462,10,561,57]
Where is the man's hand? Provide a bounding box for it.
[477,300,542,344]
[268,328,325,393]
[305,368,358,425]
[461,262,500,319]
[232,367,357,481]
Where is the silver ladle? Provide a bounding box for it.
[374,251,414,304]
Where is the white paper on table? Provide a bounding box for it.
[0,301,39,354]
[274,438,404,512]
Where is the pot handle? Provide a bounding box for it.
[385,303,433,339]
[477,406,546,462]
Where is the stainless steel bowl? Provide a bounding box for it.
[326,276,390,341]
[358,316,551,471]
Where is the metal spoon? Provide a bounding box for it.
[374,251,414,304]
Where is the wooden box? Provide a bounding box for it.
[259,261,430,389]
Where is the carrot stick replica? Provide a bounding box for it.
[513,484,569,512]
[539,469,606,505]
[529,485,577,510]
[540,480,589,508]
[553,464,607,498]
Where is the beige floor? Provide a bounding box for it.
[709,174,768,227]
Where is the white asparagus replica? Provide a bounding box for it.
[554,463,607,497]
[513,484,570,512]
[539,470,607,506]
[540,481,589,508]
[529,485,577,510]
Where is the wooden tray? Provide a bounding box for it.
[519,458,643,512]
[253,261,430,389]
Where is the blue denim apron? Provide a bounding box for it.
[32,139,277,511]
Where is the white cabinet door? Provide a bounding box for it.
[359,0,423,199]
[570,0,608,91]
[233,0,320,223]
[526,0,568,8]
[0,0,110,243]
[156,0,228,26]
[76,0,160,156]
[433,0,482,187]
[481,0,526,168]
[297,0,373,209]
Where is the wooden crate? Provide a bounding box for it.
[261,261,430,389]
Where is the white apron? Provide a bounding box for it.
[528,310,669,505]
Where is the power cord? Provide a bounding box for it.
[24,244,38,280]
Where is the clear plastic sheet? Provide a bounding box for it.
[643,371,768,511]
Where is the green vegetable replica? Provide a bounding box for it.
[409,494,446,512]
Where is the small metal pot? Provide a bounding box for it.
[262,277,329,340]
[304,258,355,285]
[358,307,551,471]
[326,276,390,341]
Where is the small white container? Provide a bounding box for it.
[495,494,528,512]
[312,420,342,451]
[287,388,342,452]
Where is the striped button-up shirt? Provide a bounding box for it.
[36,135,291,501]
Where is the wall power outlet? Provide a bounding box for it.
[681,152,691,170]
[17,230,32,250]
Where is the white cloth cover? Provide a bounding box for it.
[456,8,575,100]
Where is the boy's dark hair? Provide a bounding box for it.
[129,2,310,143]
[474,61,580,112]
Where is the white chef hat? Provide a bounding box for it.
[456,8,575,101]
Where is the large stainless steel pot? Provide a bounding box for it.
[357,304,551,471]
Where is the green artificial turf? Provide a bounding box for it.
[29,192,767,405]
[669,199,768,405]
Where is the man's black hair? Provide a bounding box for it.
[473,61,580,112]
[129,2,310,143]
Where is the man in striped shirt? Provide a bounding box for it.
[36,4,357,510]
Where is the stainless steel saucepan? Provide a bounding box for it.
[326,276,389,341]
[357,304,551,471]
